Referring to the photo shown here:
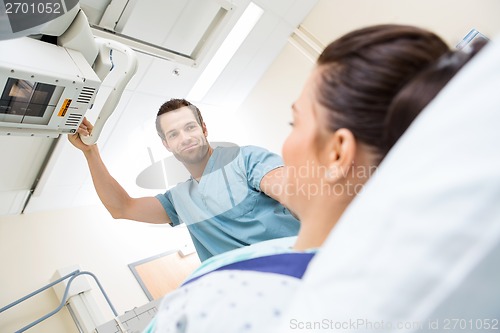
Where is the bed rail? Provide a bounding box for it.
[0,269,117,333]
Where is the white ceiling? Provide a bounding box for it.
[0,0,319,216]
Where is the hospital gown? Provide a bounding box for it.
[143,237,316,333]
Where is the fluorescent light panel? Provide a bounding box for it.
[187,2,264,101]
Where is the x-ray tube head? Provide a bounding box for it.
[0,37,101,138]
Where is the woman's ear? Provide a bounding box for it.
[323,128,356,183]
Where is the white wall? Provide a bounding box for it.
[226,42,315,154]
[0,205,192,333]
[303,0,500,47]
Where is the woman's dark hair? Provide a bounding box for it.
[316,24,450,160]
[383,39,488,154]
[156,98,204,140]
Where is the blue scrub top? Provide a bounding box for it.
[156,145,300,261]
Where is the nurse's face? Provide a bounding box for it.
[159,106,209,165]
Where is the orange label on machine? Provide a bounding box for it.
[58,99,72,117]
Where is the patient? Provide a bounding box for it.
[274,38,494,333]
[143,24,450,333]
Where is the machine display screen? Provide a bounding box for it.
[0,78,56,117]
[0,78,61,123]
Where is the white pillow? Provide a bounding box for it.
[277,35,500,332]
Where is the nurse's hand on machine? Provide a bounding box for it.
[68,117,95,151]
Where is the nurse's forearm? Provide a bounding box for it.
[83,145,132,219]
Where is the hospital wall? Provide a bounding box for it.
[0,205,193,333]
[2,0,500,332]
